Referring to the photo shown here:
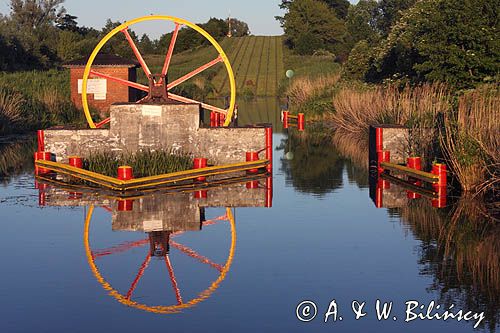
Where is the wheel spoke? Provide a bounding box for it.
[168,92,227,114]
[90,70,149,92]
[161,23,181,77]
[95,118,111,128]
[165,255,183,305]
[121,28,152,78]
[171,241,223,272]
[167,56,223,90]
[126,254,152,299]
[93,239,149,258]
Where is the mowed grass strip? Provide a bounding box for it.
[257,36,272,96]
[212,37,245,93]
[242,36,265,94]
[236,36,258,91]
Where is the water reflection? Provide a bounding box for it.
[40,178,270,314]
[0,136,36,181]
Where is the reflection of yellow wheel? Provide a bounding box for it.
[82,15,236,129]
[83,206,236,314]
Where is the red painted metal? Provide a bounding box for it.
[69,192,83,200]
[170,241,223,272]
[39,189,46,207]
[246,151,260,174]
[378,150,390,173]
[265,177,273,208]
[37,130,44,152]
[165,255,183,305]
[246,181,259,189]
[193,158,208,181]
[118,199,134,212]
[210,112,216,127]
[167,56,223,90]
[34,151,52,175]
[161,23,181,77]
[214,112,221,127]
[375,181,383,208]
[117,166,134,180]
[407,180,422,200]
[95,118,111,128]
[432,164,447,187]
[376,127,383,152]
[90,70,149,92]
[121,28,152,78]
[194,190,208,199]
[219,113,227,127]
[168,92,227,114]
[265,127,273,173]
[282,111,289,129]
[126,254,152,300]
[431,184,447,208]
[407,157,422,171]
[93,239,149,258]
[69,156,83,169]
[297,113,305,131]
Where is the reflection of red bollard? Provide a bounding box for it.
[246,152,259,173]
[378,178,390,190]
[246,181,259,189]
[407,181,422,200]
[117,166,134,180]
[193,158,208,181]
[34,151,52,175]
[265,177,273,208]
[298,113,305,131]
[282,111,289,129]
[432,185,447,208]
[265,127,273,173]
[375,127,383,152]
[69,192,83,200]
[37,130,44,152]
[38,189,46,207]
[432,163,447,187]
[194,190,208,200]
[69,156,83,169]
[375,186,383,208]
[118,199,134,212]
[378,150,390,173]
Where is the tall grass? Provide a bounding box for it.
[0,88,24,133]
[441,85,499,194]
[0,137,36,181]
[85,149,193,178]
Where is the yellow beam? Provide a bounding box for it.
[380,162,439,184]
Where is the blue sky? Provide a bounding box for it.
[0,0,287,37]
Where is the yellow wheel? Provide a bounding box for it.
[82,15,237,129]
[84,206,236,314]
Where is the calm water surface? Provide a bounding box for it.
[0,99,498,333]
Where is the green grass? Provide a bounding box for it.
[85,149,193,178]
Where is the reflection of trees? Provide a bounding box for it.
[400,198,499,332]
[280,129,344,196]
[0,136,35,182]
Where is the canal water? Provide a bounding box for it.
[0,99,498,333]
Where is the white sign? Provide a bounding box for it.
[143,219,164,232]
[142,105,162,117]
[78,79,107,95]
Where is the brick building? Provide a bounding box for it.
[63,54,140,116]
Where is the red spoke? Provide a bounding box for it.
[121,28,151,78]
[167,56,223,90]
[162,23,181,77]
[168,92,227,114]
[93,239,149,258]
[90,70,149,92]
[165,255,183,305]
[95,118,110,128]
[126,254,152,299]
[171,241,223,272]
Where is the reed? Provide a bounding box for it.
[0,87,24,133]
[286,74,341,115]
[85,149,193,178]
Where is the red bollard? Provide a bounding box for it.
[298,113,305,131]
[214,113,221,128]
[117,166,134,180]
[432,163,447,187]
[246,151,260,174]
[69,156,83,169]
[118,199,134,212]
[378,150,390,173]
[37,130,44,152]
[282,111,289,129]
[407,157,422,171]
[210,112,216,127]
[219,113,226,127]
[375,127,384,152]
[34,151,52,175]
[265,127,273,173]
[193,158,208,181]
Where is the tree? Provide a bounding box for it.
[280,0,347,55]
[376,0,416,35]
[139,34,155,54]
[9,0,65,30]
[371,0,499,87]
[228,18,250,37]
[56,13,78,32]
[322,0,350,19]
[345,0,380,46]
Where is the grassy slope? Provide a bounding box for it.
[145,36,285,97]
